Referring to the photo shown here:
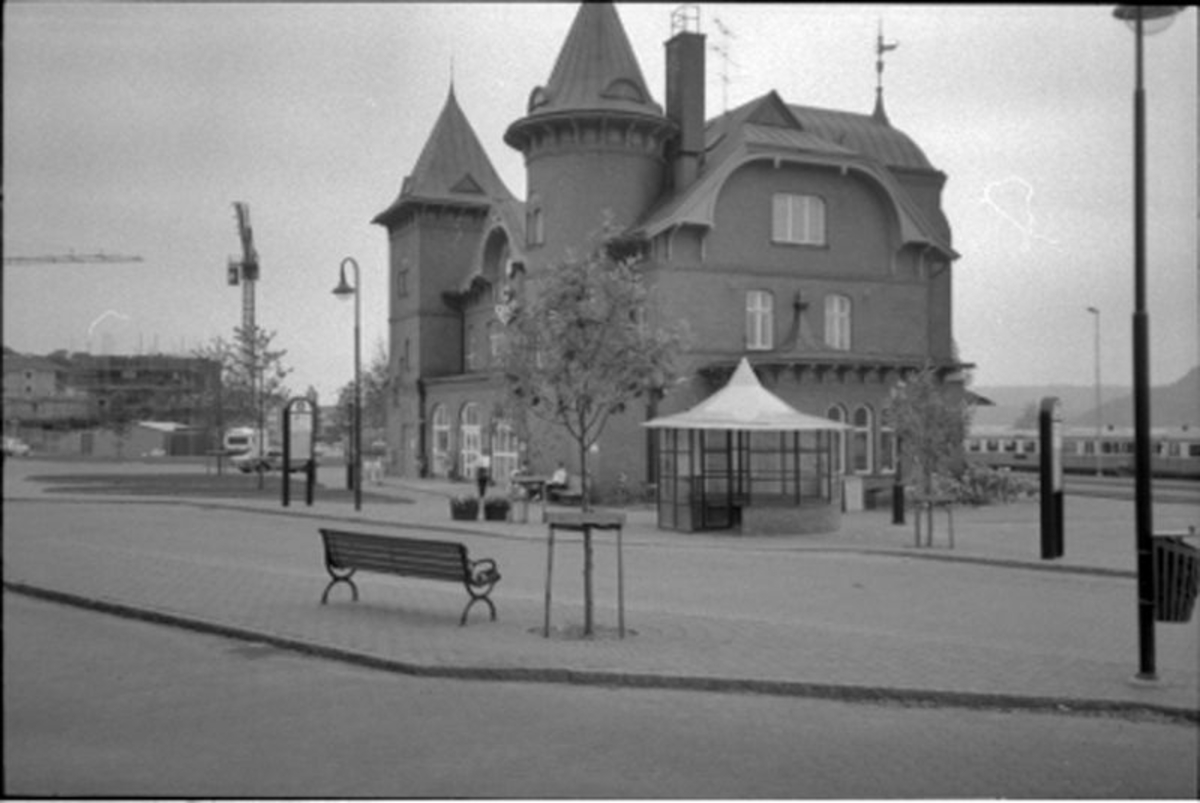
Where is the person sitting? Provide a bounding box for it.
[546,462,569,499]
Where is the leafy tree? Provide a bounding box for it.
[501,230,687,510]
[194,324,293,433]
[882,363,973,545]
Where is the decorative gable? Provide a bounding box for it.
[451,174,485,195]
[746,91,801,129]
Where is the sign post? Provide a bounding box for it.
[282,396,317,507]
[1039,396,1064,559]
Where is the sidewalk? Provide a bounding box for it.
[3,460,1198,722]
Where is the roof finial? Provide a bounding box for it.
[874,19,898,125]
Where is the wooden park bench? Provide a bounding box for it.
[318,528,501,625]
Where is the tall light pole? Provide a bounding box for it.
[333,257,362,512]
[1086,306,1102,476]
[1113,4,1181,682]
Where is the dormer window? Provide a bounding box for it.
[772,193,826,246]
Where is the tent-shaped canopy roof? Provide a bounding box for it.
[644,358,849,432]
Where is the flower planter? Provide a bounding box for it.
[449,497,480,521]
[483,497,511,522]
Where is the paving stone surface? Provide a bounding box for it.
[3,459,1197,718]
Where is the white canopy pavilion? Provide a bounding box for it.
[644,358,849,534]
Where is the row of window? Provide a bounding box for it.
[429,402,522,484]
[747,290,851,351]
[827,403,896,476]
[966,435,1200,459]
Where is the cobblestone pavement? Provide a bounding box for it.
[3,459,1197,720]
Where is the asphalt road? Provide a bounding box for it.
[5,592,1197,799]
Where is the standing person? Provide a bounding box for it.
[475,452,492,499]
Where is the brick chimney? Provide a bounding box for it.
[665,6,705,192]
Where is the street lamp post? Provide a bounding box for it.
[333,257,362,512]
[1113,4,1181,681]
[1086,306,1101,477]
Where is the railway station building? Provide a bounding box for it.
[374,2,968,512]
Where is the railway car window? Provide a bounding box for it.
[967,439,982,452]
[1023,440,1037,454]
[986,439,999,452]
[1003,440,1017,453]
[1189,444,1200,458]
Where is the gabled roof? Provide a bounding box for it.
[508,2,663,130]
[644,358,849,431]
[374,86,515,226]
[632,92,956,259]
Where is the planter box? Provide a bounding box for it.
[483,499,511,522]
[450,499,479,521]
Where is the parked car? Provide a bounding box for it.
[3,437,32,457]
[232,448,284,474]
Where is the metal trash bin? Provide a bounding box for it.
[1152,534,1200,623]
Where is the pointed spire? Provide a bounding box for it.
[873,20,898,125]
[374,84,514,225]
[526,2,662,119]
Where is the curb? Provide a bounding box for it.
[6,579,1195,727]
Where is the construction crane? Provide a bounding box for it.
[227,202,259,334]
[3,252,144,265]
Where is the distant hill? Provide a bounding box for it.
[972,366,1199,430]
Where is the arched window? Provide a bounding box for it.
[459,403,482,479]
[826,404,848,475]
[825,294,851,351]
[492,420,522,489]
[851,405,873,474]
[879,419,897,474]
[746,290,774,351]
[430,404,451,477]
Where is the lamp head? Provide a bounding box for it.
[332,263,355,300]
[1113,5,1183,35]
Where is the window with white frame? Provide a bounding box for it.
[746,290,774,351]
[851,405,873,474]
[459,403,481,478]
[772,193,826,246]
[827,404,847,475]
[492,420,521,489]
[431,404,451,477]
[825,294,851,351]
[879,421,896,474]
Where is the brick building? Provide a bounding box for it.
[374,3,967,505]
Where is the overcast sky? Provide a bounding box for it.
[4,3,1197,402]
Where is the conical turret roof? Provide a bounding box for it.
[517,2,663,121]
[375,85,514,225]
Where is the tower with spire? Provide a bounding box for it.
[503,2,675,270]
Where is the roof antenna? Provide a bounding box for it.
[874,20,899,124]
[711,15,738,115]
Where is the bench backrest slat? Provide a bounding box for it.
[321,528,469,582]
